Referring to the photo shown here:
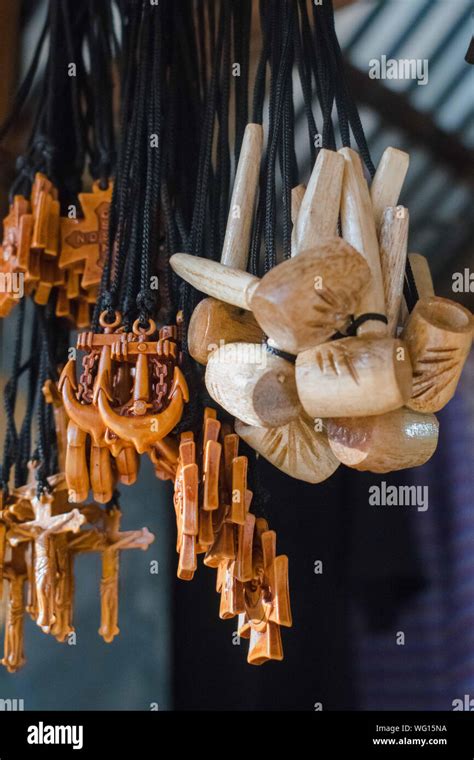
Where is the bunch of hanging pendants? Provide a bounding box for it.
[172,136,473,481]
[1,0,472,675]
[0,0,292,670]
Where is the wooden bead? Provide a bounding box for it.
[250,238,371,354]
[402,296,473,413]
[188,297,264,365]
[235,415,340,483]
[295,336,413,418]
[205,342,301,427]
[327,408,439,472]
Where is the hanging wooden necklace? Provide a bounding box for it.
[0,0,471,676]
[171,0,472,483]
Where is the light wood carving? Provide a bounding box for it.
[170,253,259,310]
[221,123,263,269]
[327,408,439,472]
[206,342,301,427]
[295,336,413,418]
[402,296,473,413]
[250,238,371,354]
[370,147,410,233]
[291,183,306,226]
[400,253,435,326]
[339,147,387,335]
[379,206,409,335]
[188,297,264,365]
[291,149,345,255]
[235,415,340,483]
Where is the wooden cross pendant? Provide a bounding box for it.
[8,492,85,633]
[59,182,112,289]
[1,544,28,673]
[67,506,154,643]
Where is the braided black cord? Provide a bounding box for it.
[15,323,40,488]
[0,13,49,143]
[0,299,26,494]
[263,0,294,273]
[294,5,318,163]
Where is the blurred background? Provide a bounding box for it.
[0,0,472,710]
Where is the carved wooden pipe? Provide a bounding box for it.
[203,150,372,426]
[402,296,472,413]
[327,408,439,473]
[173,150,371,354]
[296,148,413,419]
[326,157,439,473]
[188,123,264,365]
[235,415,340,484]
[400,252,434,327]
[205,342,301,427]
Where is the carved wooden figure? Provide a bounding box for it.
[68,506,154,642]
[2,544,28,673]
[8,491,85,633]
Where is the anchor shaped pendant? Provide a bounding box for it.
[59,311,189,503]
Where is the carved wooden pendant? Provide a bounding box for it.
[0,196,34,317]
[327,409,439,473]
[0,473,154,671]
[59,181,112,289]
[172,409,292,663]
[250,238,372,354]
[296,336,413,418]
[235,415,340,483]
[59,311,188,501]
[402,296,472,413]
[205,341,301,428]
